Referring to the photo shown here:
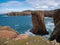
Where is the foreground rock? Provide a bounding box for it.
[49,21,60,42]
[0,26,29,40]
[0,30,18,39]
[0,26,19,39]
[30,11,49,35]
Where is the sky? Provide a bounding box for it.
[0,0,60,14]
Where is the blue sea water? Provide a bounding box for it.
[0,14,55,38]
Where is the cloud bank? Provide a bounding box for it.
[0,0,60,13]
[26,0,60,10]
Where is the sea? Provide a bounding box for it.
[0,14,55,38]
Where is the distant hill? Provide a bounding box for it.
[6,9,60,17]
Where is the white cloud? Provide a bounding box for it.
[0,1,23,7]
[0,1,25,13]
[26,0,60,10]
[0,8,21,14]
[0,0,60,14]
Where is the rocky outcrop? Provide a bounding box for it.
[49,21,60,42]
[44,10,54,17]
[0,26,29,40]
[6,10,54,17]
[0,26,19,39]
[49,9,60,42]
[53,9,60,26]
[30,11,49,35]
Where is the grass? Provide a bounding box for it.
[0,36,53,45]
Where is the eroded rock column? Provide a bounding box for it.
[30,11,49,35]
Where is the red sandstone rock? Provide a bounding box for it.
[0,30,18,39]
[0,26,19,39]
[30,11,49,35]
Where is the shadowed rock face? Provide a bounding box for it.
[49,9,60,42]
[53,9,60,26]
[49,21,60,42]
[30,11,49,35]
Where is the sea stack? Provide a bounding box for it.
[30,11,49,35]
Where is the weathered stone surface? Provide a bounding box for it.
[44,10,54,17]
[49,21,60,42]
[30,11,49,35]
[0,26,19,39]
[53,9,60,26]
[0,30,18,39]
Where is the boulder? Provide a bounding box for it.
[0,26,19,39]
[0,30,18,39]
[49,21,60,42]
[30,11,49,35]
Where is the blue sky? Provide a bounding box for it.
[0,0,60,14]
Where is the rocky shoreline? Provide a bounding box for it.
[0,26,28,40]
[0,26,60,45]
[0,9,60,45]
[6,10,54,17]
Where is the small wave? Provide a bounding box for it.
[15,24,19,27]
[46,22,54,26]
[1,15,8,17]
[24,29,35,36]
[44,17,53,19]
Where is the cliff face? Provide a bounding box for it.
[49,21,60,42]
[7,10,32,16]
[44,10,54,17]
[53,9,60,26]
[49,9,60,42]
[6,10,54,17]
[30,11,49,35]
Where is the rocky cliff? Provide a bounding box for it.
[44,10,54,17]
[6,9,60,37]
[7,10,32,16]
[53,9,60,26]
[6,10,54,17]
[49,9,60,42]
[30,11,49,35]
[49,21,60,42]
